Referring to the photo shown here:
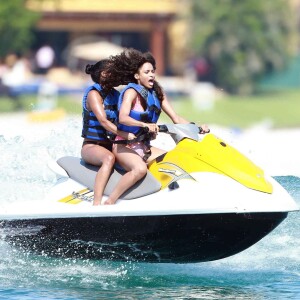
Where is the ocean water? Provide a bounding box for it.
[0,116,299,299]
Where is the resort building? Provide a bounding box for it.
[27,0,186,75]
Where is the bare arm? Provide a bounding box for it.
[161,93,210,133]
[161,93,189,124]
[87,90,134,139]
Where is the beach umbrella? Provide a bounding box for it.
[70,41,123,60]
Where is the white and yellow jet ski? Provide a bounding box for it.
[0,124,298,263]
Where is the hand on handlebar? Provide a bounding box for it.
[199,124,210,134]
[144,123,159,133]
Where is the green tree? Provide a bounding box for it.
[0,0,40,58]
[189,0,295,95]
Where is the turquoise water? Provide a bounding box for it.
[0,119,299,299]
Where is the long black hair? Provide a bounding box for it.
[100,48,164,102]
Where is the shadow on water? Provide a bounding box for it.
[1,240,295,300]
[0,247,299,299]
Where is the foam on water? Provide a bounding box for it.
[0,115,81,205]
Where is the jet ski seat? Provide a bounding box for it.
[57,156,162,200]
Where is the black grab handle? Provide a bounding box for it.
[158,124,168,133]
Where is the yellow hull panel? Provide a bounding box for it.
[149,134,273,193]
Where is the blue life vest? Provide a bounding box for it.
[81,83,119,140]
[117,83,161,134]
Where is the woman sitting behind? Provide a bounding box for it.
[81,60,134,205]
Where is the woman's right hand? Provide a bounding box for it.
[144,123,158,133]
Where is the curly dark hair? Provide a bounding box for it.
[85,59,109,84]
[100,48,164,102]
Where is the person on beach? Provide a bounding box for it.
[81,60,135,205]
[99,48,210,205]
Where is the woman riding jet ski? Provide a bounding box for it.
[0,123,298,263]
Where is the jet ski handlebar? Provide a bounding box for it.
[158,124,207,134]
[158,124,168,133]
[114,124,208,145]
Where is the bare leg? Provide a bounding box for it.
[81,144,115,205]
[103,144,147,205]
[146,146,167,163]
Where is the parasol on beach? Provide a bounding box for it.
[70,41,124,60]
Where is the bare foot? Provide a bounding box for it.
[103,198,116,205]
[93,200,101,206]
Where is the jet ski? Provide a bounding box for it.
[0,124,298,263]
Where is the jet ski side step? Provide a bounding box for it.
[57,156,162,200]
